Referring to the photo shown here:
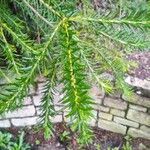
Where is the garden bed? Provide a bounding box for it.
[4,123,150,150]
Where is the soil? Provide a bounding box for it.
[128,52,150,80]
[5,123,150,150]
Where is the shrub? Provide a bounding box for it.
[0,0,150,144]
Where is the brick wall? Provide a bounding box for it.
[0,81,150,140]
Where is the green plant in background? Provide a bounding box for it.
[0,0,150,144]
[0,131,12,149]
[59,130,71,143]
[0,131,30,150]
[122,136,133,150]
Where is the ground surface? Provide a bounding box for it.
[5,123,150,150]
[128,52,150,80]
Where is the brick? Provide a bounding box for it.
[36,107,42,115]
[114,116,139,128]
[2,105,35,118]
[89,110,98,126]
[23,97,32,105]
[127,109,150,126]
[99,112,112,121]
[104,97,127,110]
[0,120,11,128]
[33,94,43,106]
[122,94,150,108]
[125,76,150,98]
[55,105,62,112]
[96,105,110,112]
[11,117,38,127]
[53,93,64,105]
[98,119,127,134]
[28,85,37,95]
[128,128,150,140]
[110,109,125,117]
[140,125,150,134]
[129,104,147,112]
[51,115,62,123]
[89,85,104,104]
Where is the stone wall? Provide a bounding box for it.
[0,80,150,140]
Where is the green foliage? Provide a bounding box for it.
[0,131,30,150]
[0,0,150,144]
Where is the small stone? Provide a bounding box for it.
[11,116,38,127]
[140,125,150,134]
[110,109,125,117]
[127,109,150,126]
[128,128,150,140]
[99,112,113,121]
[129,104,147,112]
[98,119,127,134]
[104,97,127,110]
[0,120,11,128]
[114,116,139,128]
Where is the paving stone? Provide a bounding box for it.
[2,105,35,118]
[96,105,110,112]
[114,116,139,128]
[23,97,32,105]
[140,125,150,134]
[122,93,150,108]
[128,128,150,140]
[110,109,125,117]
[0,120,11,128]
[99,112,113,121]
[127,109,150,126]
[11,117,38,127]
[98,119,127,134]
[104,97,127,110]
[129,104,147,112]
